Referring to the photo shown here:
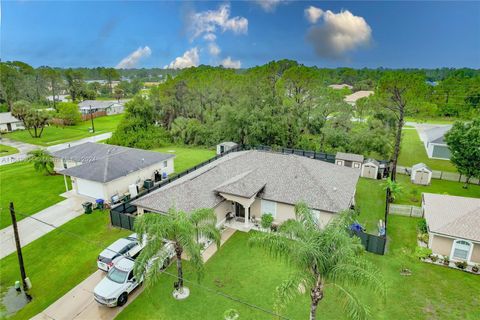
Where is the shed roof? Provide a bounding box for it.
[336,152,364,163]
[0,112,21,124]
[52,142,174,183]
[363,158,380,166]
[412,163,432,172]
[423,193,480,242]
[133,150,360,214]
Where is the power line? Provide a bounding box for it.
[11,210,290,319]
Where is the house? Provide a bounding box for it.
[328,84,353,90]
[344,91,374,106]
[47,94,70,102]
[419,125,452,160]
[423,193,480,264]
[78,100,129,116]
[335,152,364,169]
[0,112,24,132]
[411,163,432,185]
[216,142,238,155]
[51,142,175,201]
[361,159,380,179]
[132,150,360,231]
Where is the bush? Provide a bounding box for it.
[56,102,81,125]
[108,117,171,149]
[260,213,274,229]
[472,265,479,273]
[417,233,429,244]
[429,254,439,262]
[455,261,468,269]
[442,256,450,265]
[414,246,432,259]
[417,219,428,234]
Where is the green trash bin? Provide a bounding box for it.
[82,202,93,214]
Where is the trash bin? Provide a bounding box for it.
[82,202,93,214]
[95,199,104,210]
[143,179,154,189]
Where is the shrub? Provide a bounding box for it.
[455,261,468,269]
[429,254,439,262]
[56,102,81,125]
[260,213,274,229]
[417,233,429,244]
[414,246,432,259]
[472,265,479,273]
[417,219,428,234]
[442,256,450,265]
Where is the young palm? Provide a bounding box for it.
[27,149,54,175]
[133,207,221,297]
[383,178,403,202]
[249,202,384,320]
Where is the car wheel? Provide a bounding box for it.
[117,292,128,307]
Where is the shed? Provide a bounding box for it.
[335,152,364,169]
[361,159,380,179]
[0,112,24,132]
[411,163,432,185]
[216,142,238,155]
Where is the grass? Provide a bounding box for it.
[0,162,71,229]
[0,210,130,319]
[117,216,480,320]
[153,146,216,173]
[5,114,123,146]
[398,129,457,172]
[0,144,19,157]
[355,178,387,233]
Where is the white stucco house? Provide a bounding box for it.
[0,112,24,132]
[423,193,480,265]
[51,142,175,201]
[132,150,360,231]
[418,125,452,160]
[78,100,129,116]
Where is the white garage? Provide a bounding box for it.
[361,159,380,179]
[411,163,432,186]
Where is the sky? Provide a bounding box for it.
[1,1,479,69]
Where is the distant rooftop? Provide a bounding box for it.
[344,91,374,104]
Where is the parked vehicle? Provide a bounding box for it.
[97,234,145,271]
[94,241,175,307]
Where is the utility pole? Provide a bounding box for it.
[9,202,28,292]
[89,105,95,133]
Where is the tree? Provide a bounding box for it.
[445,118,480,187]
[64,69,85,102]
[27,149,54,175]
[133,207,221,297]
[102,68,120,94]
[383,178,403,203]
[40,67,62,110]
[12,100,50,138]
[378,71,427,181]
[249,203,383,320]
[56,102,81,125]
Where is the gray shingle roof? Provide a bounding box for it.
[78,99,129,110]
[133,150,360,214]
[424,126,451,145]
[336,152,364,163]
[423,193,480,242]
[53,142,174,183]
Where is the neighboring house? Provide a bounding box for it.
[328,84,353,90]
[78,100,129,116]
[411,163,432,185]
[335,152,364,169]
[0,112,24,132]
[51,142,175,201]
[344,90,374,106]
[423,193,480,264]
[216,142,238,155]
[418,125,452,160]
[132,150,360,231]
[46,94,70,102]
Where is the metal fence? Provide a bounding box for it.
[110,210,136,230]
[389,204,423,217]
[351,230,386,255]
[396,165,480,185]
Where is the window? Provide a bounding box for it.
[336,160,343,166]
[452,240,471,261]
[353,163,360,168]
[163,161,168,168]
[261,200,277,218]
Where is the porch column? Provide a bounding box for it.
[243,205,250,227]
[63,175,69,192]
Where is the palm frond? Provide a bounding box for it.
[328,283,370,320]
[273,272,311,313]
[329,262,384,296]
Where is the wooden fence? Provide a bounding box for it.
[81,111,106,121]
[389,204,423,218]
[396,165,480,185]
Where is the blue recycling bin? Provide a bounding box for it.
[95,199,104,210]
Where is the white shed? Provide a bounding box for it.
[361,159,380,179]
[0,112,24,132]
[411,163,432,185]
[335,152,364,169]
[216,142,238,155]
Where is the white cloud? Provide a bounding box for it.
[306,9,372,59]
[208,43,221,56]
[255,0,286,12]
[304,6,323,24]
[220,57,241,69]
[203,33,217,42]
[165,48,200,69]
[188,4,248,41]
[116,46,152,69]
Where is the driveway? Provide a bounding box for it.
[32,228,237,320]
[0,138,39,166]
[0,192,88,259]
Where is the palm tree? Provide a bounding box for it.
[383,178,403,203]
[133,207,221,297]
[249,202,384,320]
[27,149,54,175]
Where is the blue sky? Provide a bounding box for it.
[2,1,479,69]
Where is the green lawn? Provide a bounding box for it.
[0,210,130,319]
[153,146,216,173]
[0,144,19,157]
[117,216,480,320]
[0,162,70,229]
[355,178,387,233]
[5,114,123,146]
[398,129,457,172]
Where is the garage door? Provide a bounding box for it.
[362,165,377,179]
[76,178,105,199]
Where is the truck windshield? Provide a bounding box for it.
[107,267,128,284]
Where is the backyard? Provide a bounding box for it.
[4,114,123,146]
[0,144,18,157]
[0,162,70,229]
[398,128,456,172]
[153,146,216,173]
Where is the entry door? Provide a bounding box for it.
[235,203,245,218]
[416,171,428,185]
[363,165,376,179]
